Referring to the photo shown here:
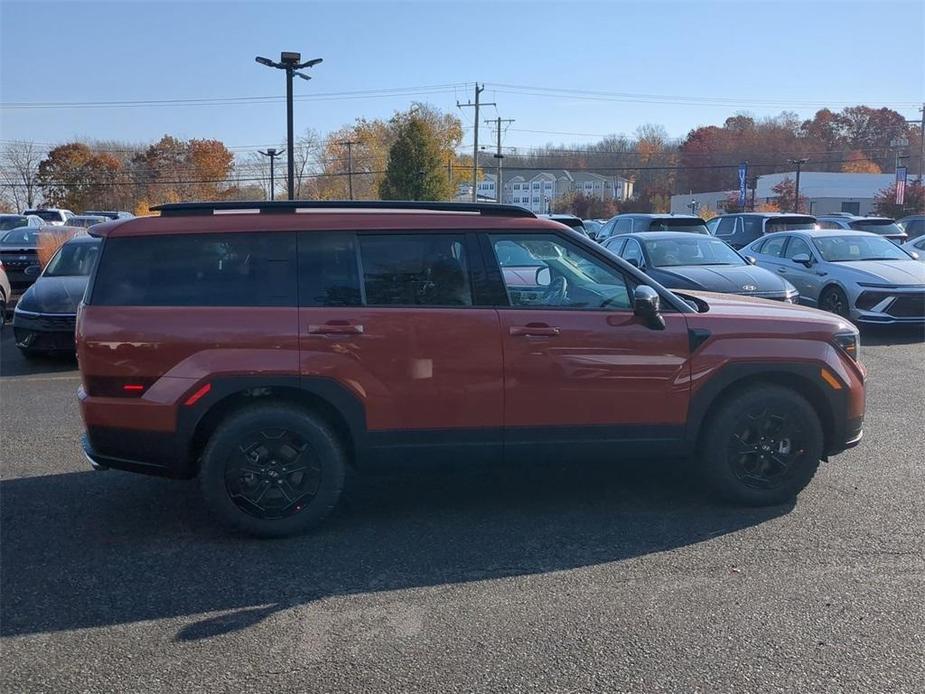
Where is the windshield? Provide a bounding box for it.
[849,219,904,236]
[646,219,709,234]
[766,217,816,232]
[26,210,64,222]
[43,241,101,277]
[813,235,911,262]
[644,237,745,267]
[0,216,27,231]
[1,228,39,246]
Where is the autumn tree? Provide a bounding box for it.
[770,177,808,214]
[37,143,122,210]
[840,150,881,174]
[379,116,453,201]
[551,192,618,218]
[132,135,234,203]
[873,181,925,217]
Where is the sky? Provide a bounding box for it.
[1,0,923,159]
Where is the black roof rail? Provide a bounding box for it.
[150,200,536,218]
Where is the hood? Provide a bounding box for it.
[680,290,854,336]
[650,264,791,295]
[16,275,89,314]
[834,260,925,286]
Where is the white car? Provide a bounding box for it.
[22,208,74,226]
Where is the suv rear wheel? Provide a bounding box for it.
[699,385,823,506]
[199,404,346,538]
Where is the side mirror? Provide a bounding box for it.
[633,285,665,330]
[791,253,812,267]
[535,266,551,286]
[744,255,758,265]
[24,264,41,277]
[910,251,920,260]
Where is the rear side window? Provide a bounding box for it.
[299,232,361,306]
[358,234,472,306]
[741,217,763,239]
[92,232,296,306]
[714,217,736,237]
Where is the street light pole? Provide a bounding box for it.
[788,158,808,213]
[337,140,360,199]
[257,148,282,200]
[256,52,323,200]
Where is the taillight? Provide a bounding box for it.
[84,377,154,397]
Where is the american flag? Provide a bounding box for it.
[895,167,907,205]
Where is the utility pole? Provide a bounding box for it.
[457,84,495,202]
[919,103,924,186]
[788,158,808,213]
[485,116,514,203]
[337,140,360,199]
[256,52,323,200]
[257,148,282,200]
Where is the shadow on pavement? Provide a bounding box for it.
[1,459,790,640]
[0,331,77,378]
[860,324,925,346]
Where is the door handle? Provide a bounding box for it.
[510,323,560,337]
[307,321,364,335]
[777,267,787,273]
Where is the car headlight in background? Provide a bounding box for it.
[833,330,860,362]
[784,289,800,303]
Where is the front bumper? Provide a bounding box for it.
[13,310,77,351]
[851,289,925,325]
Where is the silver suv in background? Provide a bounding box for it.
[708,212,817,249]
[816,214,907,244]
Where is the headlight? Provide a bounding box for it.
[784,290,800,303]
[833,330,860,362]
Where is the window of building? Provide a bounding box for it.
[841,201,860,215]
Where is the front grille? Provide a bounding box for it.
[887,293,925,318]
[34,314,77,331]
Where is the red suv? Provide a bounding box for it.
[77,201,866,537]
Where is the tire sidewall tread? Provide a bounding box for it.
[199,403,346,538]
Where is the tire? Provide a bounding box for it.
[199,403,346,538]
[699,385,823,506]
[819,285,850,318]
[18,346,46,360]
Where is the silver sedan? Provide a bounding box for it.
[741,229,925,325]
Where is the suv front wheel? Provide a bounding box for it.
[199,403,347,537]
[699,385,823,506]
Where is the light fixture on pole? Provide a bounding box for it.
[255,52,323,200]
[257,148,282,200]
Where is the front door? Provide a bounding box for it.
[483,232,692,461]
[779,235,825,303]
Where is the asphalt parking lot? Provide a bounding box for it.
[1,326,923,693]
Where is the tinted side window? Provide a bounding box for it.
[761,235,788,258]
[784,237,812,259]
[92,233,296,306]
[613,218,633,234]
[359,234,472,306]
[621,238,644,266]
[818,220,841,229]
[715,217,736,237]
[741,217,763,239]
[299,232,361,306]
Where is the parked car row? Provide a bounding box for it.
[541,210,924,324]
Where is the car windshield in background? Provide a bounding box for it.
[0,215,28,231]
[766,217,816,232]
[812,235,911,262]
[43,241,101,277]
[849,220,904,235]
[646,219,709,233]
[644,237,745,267]
[1,228,39,245]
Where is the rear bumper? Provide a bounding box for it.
[81,430,186,478]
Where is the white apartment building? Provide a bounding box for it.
[475,170,634,213]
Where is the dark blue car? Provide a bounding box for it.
[602,231,799,302]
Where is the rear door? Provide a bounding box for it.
[298,231,504,463]
[483,231,691,461]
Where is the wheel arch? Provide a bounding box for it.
[688,365,837,455]
[181,376,366,474]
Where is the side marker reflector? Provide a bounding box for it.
[184,383,212,406]
[820,368,842,390]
